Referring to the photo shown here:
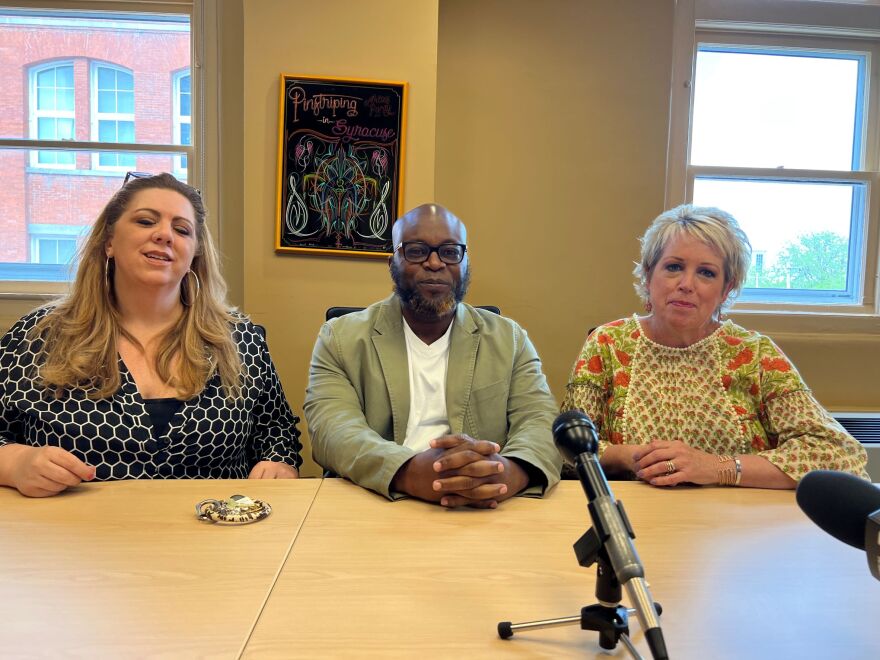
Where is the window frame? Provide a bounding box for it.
[0,0,210,296]
[667,3,880,320]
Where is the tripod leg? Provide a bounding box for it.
[498,615,581,639]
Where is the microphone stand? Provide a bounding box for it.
[497,525,663,660]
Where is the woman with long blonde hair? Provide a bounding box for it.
[0,173,301,497]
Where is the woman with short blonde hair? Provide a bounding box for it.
[561,204,866,489]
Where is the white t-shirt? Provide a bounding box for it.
[402,320,453,452]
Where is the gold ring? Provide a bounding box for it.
[665,460,676,475]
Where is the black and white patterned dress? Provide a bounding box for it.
[0,307,302,480]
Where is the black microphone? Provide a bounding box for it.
[796,470,880,580]
[553,410,668,660]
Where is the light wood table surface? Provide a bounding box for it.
[245,479,880,659]
[0,479,321,659]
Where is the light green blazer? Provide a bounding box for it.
[305,295,562,499]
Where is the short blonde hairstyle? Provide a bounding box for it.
[633,204,752,315]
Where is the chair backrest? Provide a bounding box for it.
[325,305,500,321]
[325,306,366,321]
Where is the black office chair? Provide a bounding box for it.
[325,306,367,321]
[325,305,500,321]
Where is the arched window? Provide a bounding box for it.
[91,63,135,170]
[173,70,191,174]
[30,61,75,168]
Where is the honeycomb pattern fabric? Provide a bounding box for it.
[561,315,867,482]
[0,307,303,480]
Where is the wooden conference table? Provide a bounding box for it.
[1,479,878,659]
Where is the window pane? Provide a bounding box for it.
[56,239,76,265]
[98,149,137,169]
[98,90,115,113]
[180,92,191,117]
[55,65,73,87]
[37,117,56,138]
[97,66,115,89]
[118,121,134,143]
[693,178,860,300]
[180,122,191,146]
[118,90,134,114]
[98,120,116,142]
[57,119,74,140]
[179,73,191,116]
[37,87,55,110]
[117,70,133,91]
[36,239,57,264]
[36,68,55,87]
[58,88,74,112]
[37,150,57,165]
[692,48,862,170]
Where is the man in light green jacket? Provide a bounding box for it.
[305,204,561,507]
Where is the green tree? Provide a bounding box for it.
[758,231,848,290]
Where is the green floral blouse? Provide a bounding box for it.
[561,315,867,481]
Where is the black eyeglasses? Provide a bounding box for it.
[397,241,467,264]
[122,171,201,196]
[122,171,153,186]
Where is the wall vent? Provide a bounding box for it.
[832,413,880,443]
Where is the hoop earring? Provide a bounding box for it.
[182,269,201,307]
[104,256,114,298]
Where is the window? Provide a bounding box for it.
[92,64,136,170]
[689,42,871,305]
[173,71,192,174]
[30,62,75,168]
[33,238,75,265]
[0,5,197,285]
[28,224,88,266]
[669,2,880,314]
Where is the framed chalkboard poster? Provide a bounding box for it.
[275,75,408,258]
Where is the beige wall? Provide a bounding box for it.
[242,0,440,476]
[435,0,676,400]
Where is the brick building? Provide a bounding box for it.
[0,13,189,279]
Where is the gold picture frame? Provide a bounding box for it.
[275,74,408,258]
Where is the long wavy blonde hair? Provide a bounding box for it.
[33,173,241,400]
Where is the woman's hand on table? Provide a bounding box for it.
[0,444,95,497]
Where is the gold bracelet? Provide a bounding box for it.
[717,454,735,486]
